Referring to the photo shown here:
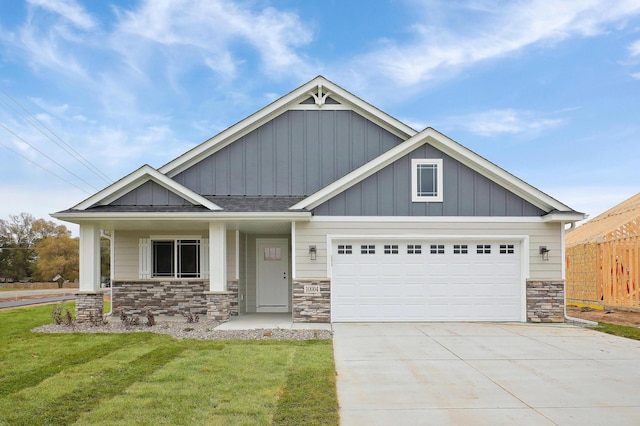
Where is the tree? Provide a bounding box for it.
[0,213,71,281]
[33,236,79,285]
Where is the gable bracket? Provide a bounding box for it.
[308,84,331,107]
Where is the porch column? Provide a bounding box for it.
[209,222,226,292]
[79,222,100,292]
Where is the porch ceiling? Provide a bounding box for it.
[93,219,292,235]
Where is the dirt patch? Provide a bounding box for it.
[567,306,640,328]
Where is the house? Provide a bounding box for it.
[53,76,585,324]
[566,192,640,310]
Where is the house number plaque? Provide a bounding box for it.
[303,284,320,294]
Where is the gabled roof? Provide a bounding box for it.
[291,127,584,221]
[566,192,640,245]
[71,164,221,211]
[158,75,417,177]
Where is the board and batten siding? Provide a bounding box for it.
[110,181,192,206]
[313,144,545,217]
[293,220,563,281]
[173,110,403,196]
[114,230,238,281]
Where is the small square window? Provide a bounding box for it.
[384,244,399,254]
[411,159,443,203]
[500,244,515,254]
[477,244,491,254]
[453,244,468,254]
[430,244,445,254]
[338,244,352,254]
[407,244,422,254]
[361,244,375,254]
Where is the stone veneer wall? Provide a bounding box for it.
[292,279,331,323]
[526,280,565,323]
[112,280,208,316]
[76,292,104,323]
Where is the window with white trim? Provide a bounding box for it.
[138,236,206,279]
[411,159,443,202]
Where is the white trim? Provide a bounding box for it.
[327,233,529,322]
[79,223,101,291]
[146,235,204,279]
[311,215,551,223]
[290,127,580,215]
[73,165,221,211]
[209,222,226,291]
[159,76,416,177]
[411,158,444,203]
[234,230,240,280]
[289,104,352,111]
[52,211,312,223]
[291,221,297,280]
[542,212,586,223]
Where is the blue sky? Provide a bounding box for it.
[1,0,639,234]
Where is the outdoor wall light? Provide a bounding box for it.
[309,245,317,260]
[539,246,550,261]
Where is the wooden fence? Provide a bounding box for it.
[566,235,640,309]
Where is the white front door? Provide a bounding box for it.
[256,238,289,312]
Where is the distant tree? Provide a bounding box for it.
[33,236,79,285]
[0,213,71,281]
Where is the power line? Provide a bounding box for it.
[0,123,100,191]
[0,87,113,184]
[0,140,91,194]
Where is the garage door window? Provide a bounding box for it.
[384,244,399,254]
[407,244,422,254]
[361,245,375,254]
[338,244,352,254]
[453,244,468,254]
[500,244,515,254]
[430,244,445,254]
[477,244,491,254]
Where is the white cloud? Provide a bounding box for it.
[27,0,97,30]
[444,109,564,137]
[631,72,640,79]
[352,0,640,86]
[629,39,640,57]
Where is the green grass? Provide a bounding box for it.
[0,304,338,425]
[592,322,640,341]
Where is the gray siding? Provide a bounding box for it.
[313,144,545,216]
[174,110,403,196]
[110,181,192,206]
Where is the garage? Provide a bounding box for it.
[331,239,523,322]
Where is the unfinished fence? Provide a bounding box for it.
[566,235,640,310]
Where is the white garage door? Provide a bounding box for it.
[331,240,522,322]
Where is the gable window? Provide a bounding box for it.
[411,159,443,202]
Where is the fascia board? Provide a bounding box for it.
[541,212,586,222]
[51,211,311,223]
[159,76,417,178]
[72,165,221,211]
[292,127,576,213]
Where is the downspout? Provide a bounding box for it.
[100,230,114,317]
[561,221,597,326]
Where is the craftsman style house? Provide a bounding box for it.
[54,76,584,323]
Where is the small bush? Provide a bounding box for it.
[119,311,140,328]
[145,310,156,327]
[88,307,108,327]
[51,303,75,327]
[182,312,199,323]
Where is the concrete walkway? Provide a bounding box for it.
[333,322,640,425]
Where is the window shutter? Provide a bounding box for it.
[139,238,150,279]
[201,238,209,279]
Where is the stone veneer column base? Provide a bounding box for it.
[206,292,234,322]
[75,292,103,323]
[527,280,565,323]
[293,279,331,323]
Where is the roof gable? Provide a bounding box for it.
[159,76,417,178]
[72,165,221,211]
[291,127,583,218]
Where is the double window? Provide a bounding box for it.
[412,159,443,202]
[152,239,201,278]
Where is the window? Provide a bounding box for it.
[430,244,445,254]
[411,159,443,202]
[477,244,491,254]
[453,244,468,254]
[384,244,399,254]
[407,244,422,254]
[338,244,352,254]
[361,244,375,254]
[152,239,201,278]
[500,244,515,254]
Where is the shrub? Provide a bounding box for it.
[145,310,156,327]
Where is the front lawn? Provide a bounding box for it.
[592,322,640,341]
[0,304,338,425]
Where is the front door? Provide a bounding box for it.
[256,238,289,312]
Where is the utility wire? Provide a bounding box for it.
[0,140,91,194]
[0,87,113,184]
[0,123,100,191]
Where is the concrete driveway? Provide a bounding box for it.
[333,322,640,425]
